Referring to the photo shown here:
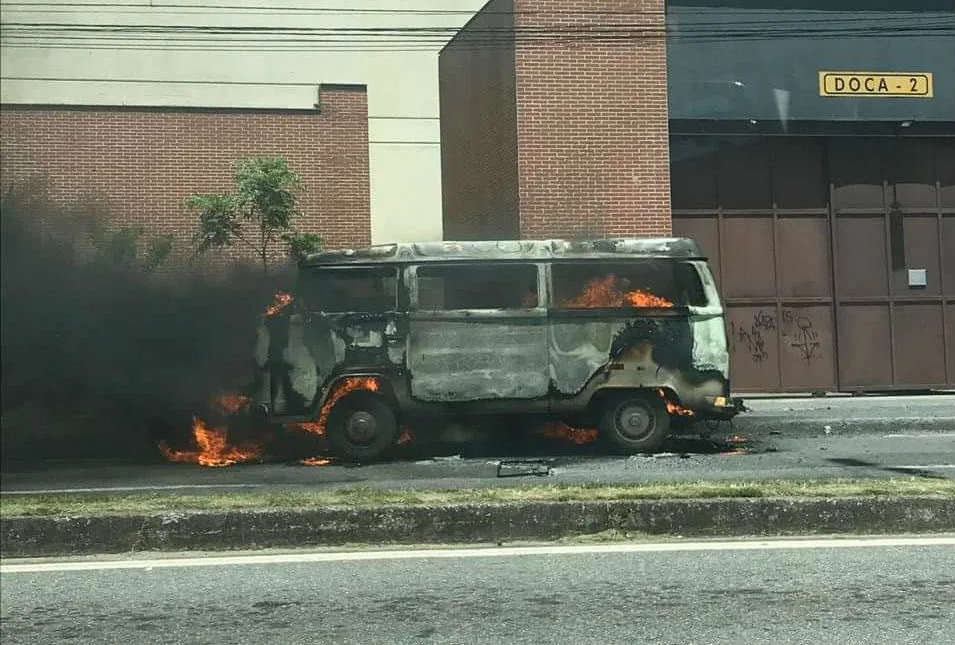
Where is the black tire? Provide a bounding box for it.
[598,391,671,454]
[325,391,400,463]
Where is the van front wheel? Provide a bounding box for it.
[326,391,399,463]
[598,391,670,454]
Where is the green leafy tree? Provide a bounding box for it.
[187,156,323,273]
[90,225,174,274]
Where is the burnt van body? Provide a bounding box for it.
[250,238,743,461]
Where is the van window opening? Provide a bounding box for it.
[416,264,539,310]
[299,266,399,313]
[552,261,708,309]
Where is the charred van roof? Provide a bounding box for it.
[299,238,705,266]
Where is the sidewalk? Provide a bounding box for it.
[727,393,955,434]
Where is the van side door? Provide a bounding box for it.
[406,262,549,402]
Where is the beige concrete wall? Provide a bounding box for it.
[0,0,487,244]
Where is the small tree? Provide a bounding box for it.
[187,156,323,273]
[89,225,174,274]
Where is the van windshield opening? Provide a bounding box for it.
[298,266,399,313]
[552,261,707,309]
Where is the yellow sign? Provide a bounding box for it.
[818,72,934,97]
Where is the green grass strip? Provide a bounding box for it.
[2,478,952,518]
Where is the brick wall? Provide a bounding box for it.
[439,0,520,240]
[439,0,672,241]
[514,0,671,238]
[0,84,371,267]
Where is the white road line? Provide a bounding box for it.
[889,464,955,470]
[0,484,261,495]
[3,536,954,574]
[884,433,955,439]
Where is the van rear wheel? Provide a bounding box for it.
[598,391,670,454]
[326,391,399,463]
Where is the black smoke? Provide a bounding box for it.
[0,187,291,466]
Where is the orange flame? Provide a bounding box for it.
[720,435,750,455]
[265,291,294,317]
[625,289,674,308]
[291,421,325,437]
[657,389,695,418]
[542,421,599,445]
[561,274,673,309]
[292,376,381,437]
[159,417,262,467]
[213,393,251,415]
[301,457,334,466]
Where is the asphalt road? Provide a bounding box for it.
[2,395,954,495]
[2,424,953,495]
[2,536,954,645]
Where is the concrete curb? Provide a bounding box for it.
[3,496,954,558]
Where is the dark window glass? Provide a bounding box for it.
[299,266,399,313]
[416,264,539,310]
[552,262,707,309]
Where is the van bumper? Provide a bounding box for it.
[698,395,746,420]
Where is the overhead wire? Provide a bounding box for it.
[1,6,949,51]
[2,22,949,52]
[1,6,948,138]
[2,2,937,14]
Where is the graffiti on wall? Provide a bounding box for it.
[730,308,823,365]
[782,309,821,364]
[730,311,773,363]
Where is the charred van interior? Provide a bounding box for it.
[217,238,745,464]
[298,265,399,313]
[552,261,707,309]
[417,263,539,310]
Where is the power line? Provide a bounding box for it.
[0,2,832,15]
[1,16,942,30]
[1,13,949,52]
[2,23,947,41]
[3,34,949,53]
[3,2,951,16]
[2,18,945,33]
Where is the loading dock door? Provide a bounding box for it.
[672,135,955,393]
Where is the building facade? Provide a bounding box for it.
[440,0,671,240]
[440,0,955,392]
[2,0,953,392]
[0,0,488,250]
[1,85,371,261]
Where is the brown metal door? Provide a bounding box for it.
[830,137,955,391]
[672,135,838,393]
[672,134,955,393]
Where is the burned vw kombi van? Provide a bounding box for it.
[249,238,743,462]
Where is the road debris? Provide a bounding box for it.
[629,452,687,461]
[497,459,553,478]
